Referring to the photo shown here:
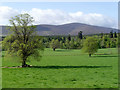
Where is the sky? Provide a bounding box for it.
[0,2,118,28]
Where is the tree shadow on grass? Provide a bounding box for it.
[55,49,73,52]
[30,65,112,69]
[93,55,118,57]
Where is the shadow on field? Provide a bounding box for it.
[93,55,118,57]
[30,66,112,69]
[55,49,73,52]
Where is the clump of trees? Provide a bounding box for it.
[2,13,44,67]
[41,31,118,51]
[40,30,118,57]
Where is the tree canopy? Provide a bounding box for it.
[50,39,60,51]
[82,37,98,57]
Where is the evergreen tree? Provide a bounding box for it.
[68,34,71,41]
[109,30,113,38]
[78,31,83,39]
[114,32,117,38]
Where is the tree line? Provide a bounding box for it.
[41,31,118,51]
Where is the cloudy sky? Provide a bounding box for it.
[0,2,118,28]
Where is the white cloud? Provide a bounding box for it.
[0,6,117,28]
[0,6,19,25]
[28,8,71,25]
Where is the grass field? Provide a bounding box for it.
[2,48,118,88]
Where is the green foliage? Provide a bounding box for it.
[60,41,64,49]
[110,38,117,48]
[31,33,118,50]
[64,39,70,49]
[50,39,60,51]
[75,38,83,49]
[109,30,113,38]
[82,37,98,56]
[2,13,44,67]
[69,38,75,49]
[100,33,104,38]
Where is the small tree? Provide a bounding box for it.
[50,39,60,51]
[82,37,98,57]
[60,41,63,49]
[64,39,70,49]
[2,13,44,67]
[69,38,75,49]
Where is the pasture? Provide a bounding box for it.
[2,48,118,88]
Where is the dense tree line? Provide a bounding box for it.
[2,30,118,52]
[3,30,118,57]
[41,31,118,51]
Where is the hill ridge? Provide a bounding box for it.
[1,23,118,36]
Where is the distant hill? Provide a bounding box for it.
[0,23,119,36]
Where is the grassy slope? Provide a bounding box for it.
[2,48,118,88]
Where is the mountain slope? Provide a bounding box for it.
[1,23,118,36]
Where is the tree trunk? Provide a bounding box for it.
[53,48,55,51]
[22,59,26,67]
[22,57,30,67]
[89,54,91,57]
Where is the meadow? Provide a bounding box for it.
[2,48,118,88]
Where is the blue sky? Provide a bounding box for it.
[0,2,118,28]
[1,2,118,19]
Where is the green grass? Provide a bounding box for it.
[2,48,118,88]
